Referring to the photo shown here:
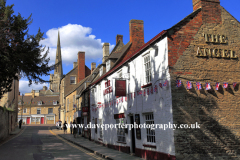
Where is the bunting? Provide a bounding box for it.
[205,83,211,90]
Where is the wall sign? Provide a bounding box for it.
[196,33,238,59]
[115,80,126,97]
[103,80,113,95]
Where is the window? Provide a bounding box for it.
[99,119,103,138]
[70,76,76,84]
[23,108,27,113]
[53,100,57,105]
[48,108,53,114]
[106,60,110,72]
[38,101,42,105]
[37,108,41,114]
[118,70,122,78]
[73,95,75,104]
[100,67,103,76]
[145,113,155,143]
[144,54,151,83]
[31,117,36,122]
[67,99,69,111]
[116,118,125,142]
[47,116,54,120]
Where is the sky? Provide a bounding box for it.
[5,0,240,95]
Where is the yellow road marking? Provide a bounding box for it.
[48,128,104,160]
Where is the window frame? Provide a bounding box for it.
[145,113,155,143]
[143,53,151,84]
[38,101,42,105]
[53,100,57,105]
[48,108,53,114]
[116,118,126,143]
[70,76,76,84]
[37,108,41,114]
[106,60,110,72]
[23,108,27,113]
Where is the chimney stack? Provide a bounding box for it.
[116,35,123,44]
[78,51,85,83]
[73,62,78,68]
[192,0,221,24]
[43,86,47,91]
[91,62,96,74]
[102,43,109,63]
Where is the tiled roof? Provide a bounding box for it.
[19,96,59,106]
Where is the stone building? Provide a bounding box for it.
[59,51,91,124]
[88,0,240,159]
[18,87,59,124]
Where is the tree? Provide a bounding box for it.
[0,0,54,98]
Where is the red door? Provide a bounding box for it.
[27,117,30,124]
[41,117,44,124]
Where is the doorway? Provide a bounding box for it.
[130,116,136,153]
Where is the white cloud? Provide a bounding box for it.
[19,80,49,95]
[40,24,115,66]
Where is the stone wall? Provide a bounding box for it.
[169,7,240,159]
[0,107,17,142]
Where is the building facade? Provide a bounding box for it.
[88,0,240,159]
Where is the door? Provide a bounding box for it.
[27,117,30,124]
[130,116,136,153]
[41,117,44,124]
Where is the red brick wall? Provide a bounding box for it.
[135,148,176,160]
[122,20,144,62]
[78,52,85,83]
[85,66,91,77]
[168,11,203,68]
[193,0,221,24]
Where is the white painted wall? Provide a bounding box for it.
[90,37,175,155]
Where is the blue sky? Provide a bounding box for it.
[6,0,240,94]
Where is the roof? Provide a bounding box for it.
[90,8,204,87]
[19,96,60,107]
[90,30,167,87]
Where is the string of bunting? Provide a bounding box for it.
[176,80,237,90]
[92,80,169,112]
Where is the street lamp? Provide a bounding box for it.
[21,93,24,120]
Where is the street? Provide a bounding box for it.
[0,125,104,160]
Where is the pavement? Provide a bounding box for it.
[51,127,144,160]
[0,125,25,146]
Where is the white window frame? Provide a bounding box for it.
[145,113,155,143]
[48,108,53,114]
[37,108,41,114]
[38,101,42,105]
[70,76,76,84]
[53,100,57,105]
[23,108,27,113]
[100,67,103,76]
[143,54,151,84]
[116,118,125,142]
[106,60,110,72]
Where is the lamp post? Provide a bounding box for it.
[21,93,24,120]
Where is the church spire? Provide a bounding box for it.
[54,30,63,77]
